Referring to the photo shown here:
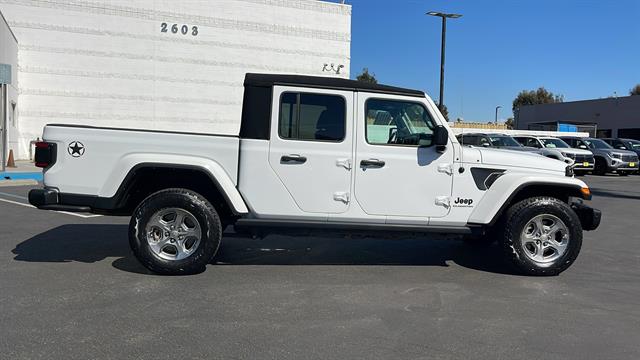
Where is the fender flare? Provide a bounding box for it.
[467,173,588,226]
[96,155,249,214]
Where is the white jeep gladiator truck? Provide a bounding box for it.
[29,74,600,276]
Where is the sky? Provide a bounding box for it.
[345,0,640,122]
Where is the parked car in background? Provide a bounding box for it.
[602,138,640,158]
[560,136,639,176]
[513,136,593,174]
[457,133,569,163]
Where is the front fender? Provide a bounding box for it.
[467,173,587,225]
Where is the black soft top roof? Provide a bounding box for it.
[244,73,425,97]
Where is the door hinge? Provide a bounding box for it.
[336,158,351,170]
[437,163,453,176]
[435,196,451,208]
[333,191,350,204]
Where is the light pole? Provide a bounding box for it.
[495,105,502,124]
[426,11,462,110]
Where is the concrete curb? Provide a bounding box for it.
[0,179,38,187]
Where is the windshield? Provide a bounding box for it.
[540,138,569,148]
[626,140,640,149]
[584,139,613,149]
[489,135,521,147]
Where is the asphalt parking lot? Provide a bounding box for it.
[1,175,639,360]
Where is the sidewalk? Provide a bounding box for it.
[0,160,41,186]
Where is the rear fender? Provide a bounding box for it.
[102,154,248,214]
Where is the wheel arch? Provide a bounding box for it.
[467,175,588,226]
[95,162,249,217]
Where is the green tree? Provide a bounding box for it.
[630,84,640,96]
[504,117,514,129]
[356,68,378,84]
[512,87,564,110]
[438,104,449,122]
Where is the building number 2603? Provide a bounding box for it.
[161,23,198,36]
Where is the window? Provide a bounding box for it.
[488,135,521,147]
[540,138,570,149]
[365,99,435,146]
[515,137,540,148]
[279,92,345,142]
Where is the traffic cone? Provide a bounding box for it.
[6,149,16,168]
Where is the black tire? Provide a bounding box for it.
[593,157,607,175]
[618,171,629,176]
[129,188,222,275]
[500,196,582,276]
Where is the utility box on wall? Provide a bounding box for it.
[0,0,352,159]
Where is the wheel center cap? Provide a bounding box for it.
[171,230,180,237]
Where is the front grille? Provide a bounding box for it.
[574,154,594,163]
[622,155,638,162]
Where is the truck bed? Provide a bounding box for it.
[41,124,240,198]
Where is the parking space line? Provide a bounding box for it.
[0,191,28,200]
[0,197,102,219]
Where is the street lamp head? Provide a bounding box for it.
[426,11,463,18]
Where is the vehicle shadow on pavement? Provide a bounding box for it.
[591,189,640,200]
[12,224,517,276]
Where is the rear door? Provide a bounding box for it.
[353,93,454,218]
[268,86,353,214]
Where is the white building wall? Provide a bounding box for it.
[0,0,351,159]
[0,10,18,161]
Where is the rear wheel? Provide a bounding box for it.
[500,197,582,276]
[129,188,222,275]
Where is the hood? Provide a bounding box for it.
[554,147,593,156]
[495,146,538,152]
[476,147,567,174]
[602,148,638,157]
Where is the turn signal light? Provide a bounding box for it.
[580,187,591,200]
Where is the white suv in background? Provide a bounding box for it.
[514,136,595,175]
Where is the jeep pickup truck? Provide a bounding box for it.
[29,74,601,276]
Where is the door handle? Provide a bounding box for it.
[360,159,385,168]
[280,154,307,164]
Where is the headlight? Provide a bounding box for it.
[561,152,575,159]
[610,153,622,159]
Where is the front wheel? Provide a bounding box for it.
[129,188,222,275]
[618,171,629,176]
[501,197,582,276]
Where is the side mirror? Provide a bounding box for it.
[433,125,448,149]
[578,145,587,149]
[618,146,627,150]
[482,142,490,147]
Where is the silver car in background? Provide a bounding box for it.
[514,136,593,174]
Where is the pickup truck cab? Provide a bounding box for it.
[29,74,600,276]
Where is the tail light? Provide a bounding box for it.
[35,141,57,168]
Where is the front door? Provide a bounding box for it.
[268,86,353,214]
[354,93,454,218]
